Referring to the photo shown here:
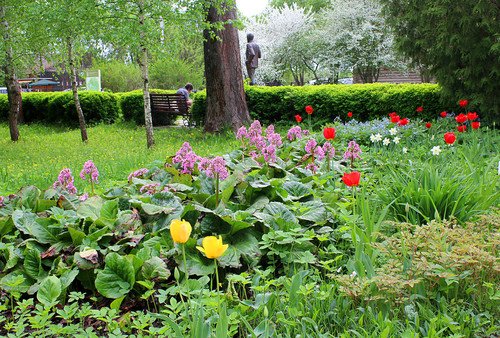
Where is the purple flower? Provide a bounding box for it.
[79,193,89,202]
[343,140,362,161]
[80,160,99,183]
[248,120,262,139]
[53,168,78,194]
[173,142,200,174]
[140,183,160,195]
[236,126,248,140]
[266,126,282,147]
[128,168,149,183]
[198,156,229,180]
[262,144,277,163]
[323,142,335,159]
[287,126,304,141]
[314,145,325,161]
[305,139,318,154]
[306,162,318,173]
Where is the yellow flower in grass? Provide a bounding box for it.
[197,236,228,259]
[170,219,192,244]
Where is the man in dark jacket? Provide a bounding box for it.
[245,33,261,85]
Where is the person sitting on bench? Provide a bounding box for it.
[176,83,193,108]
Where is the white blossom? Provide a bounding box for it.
[393,136,400,144]
[383,138,391,146]
[402,147,408,154]
[389,127,398,135]
[431,146,442,156]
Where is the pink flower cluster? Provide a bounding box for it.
[322,142,335,159]
[53,168,77,194]
[140,182,161,195]
[80,160,99,183]
[343,140,362,161]
[237,121,283,164]
[304,139,326,173]
[287,125,309,141]
[173,142,200,174]
[198,156,229,180]
[128,168,149,183]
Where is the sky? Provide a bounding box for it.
[236,0,270,17]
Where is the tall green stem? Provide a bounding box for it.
[215,173,220,207]
[215,259,221,311]
[182,245,191,318]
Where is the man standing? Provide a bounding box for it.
[245,33,261,85]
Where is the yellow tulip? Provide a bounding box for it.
[170,219,192,244]
[196,236,228,259]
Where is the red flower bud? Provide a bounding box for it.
[457,125,467,133]
[323,127,336,140]
[342,171,361,187]
[440,111,447,118]
[391,115,400,123]
[416,106,424,112]
[295,114,302,123]
[467,112,478,121]
[444,132,456,144]
[459,99,468,108]
[471,121,480,129]
[305,105,314,115]
[425,122,432,129]
[347,111,353,118]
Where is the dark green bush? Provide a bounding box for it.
[0,94,8,120]
[1,91,120,125]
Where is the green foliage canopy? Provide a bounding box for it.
[380,0,500,119]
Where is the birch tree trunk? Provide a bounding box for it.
[138,0,154,148]
[1,5,20,141]
[203,2,250,133]
[67,37,88,142]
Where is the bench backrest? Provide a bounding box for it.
[150,93,188,115]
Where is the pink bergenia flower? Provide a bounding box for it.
[236,126,248,140]
[198,156,229,180]
[140,183,160,195]
[305,139,318,154]
[262,145,277,163]
[173,142,200,174]
[53,168,78,194]
[343,140,362,161]
[323,142,335,159]
[306,162,318,173]
[287,126,308,141]
[80,160,99,183]
[128,168,149,183]
[79,193,89,202]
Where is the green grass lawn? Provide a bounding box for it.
[0,122,239,195]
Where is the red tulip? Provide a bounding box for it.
[467,112,478,121]
[455,113,467,124]
[444,132,456,144]
[398,118,409,126]
[440,111,447,118]
[425,122,432,129]
[305,105,314,115]
[347,111,353,118]
[457,125,467,133]
[389,112,398,117]
[416,106,424,112]
[471,121,480,129]
[342,171,360,187]
[323,127,336,140]
[391,115,400,123]
[459,99,468,108]
[295,114,302,123]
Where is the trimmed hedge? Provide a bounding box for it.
[1,84,460,127]
[0,91,120,125]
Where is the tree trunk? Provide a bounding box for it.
[67,37,88,142]
[1,5,20,141]
[138,0,154,148]
[203,2,250,133]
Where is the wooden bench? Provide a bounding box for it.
[150,93,192,126]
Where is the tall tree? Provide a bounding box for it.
[0,3,20,141]
[203,1,251,132]
[380,0,500,118]
[39,0,98,142]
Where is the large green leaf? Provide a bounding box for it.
[20,186,41,210]
[24,248,44,280]
[98,199,119,226]
[255,202,298,228]
[178,250,215,276]
[37,276,62,307]
[0,270,32,294]
[218,229,261,268]
[95,253,135,299]
[297,201,329,224]
[76,196,104,221]
[281,181,312,201]
[141,257,171,281]
[0,216,14,237]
